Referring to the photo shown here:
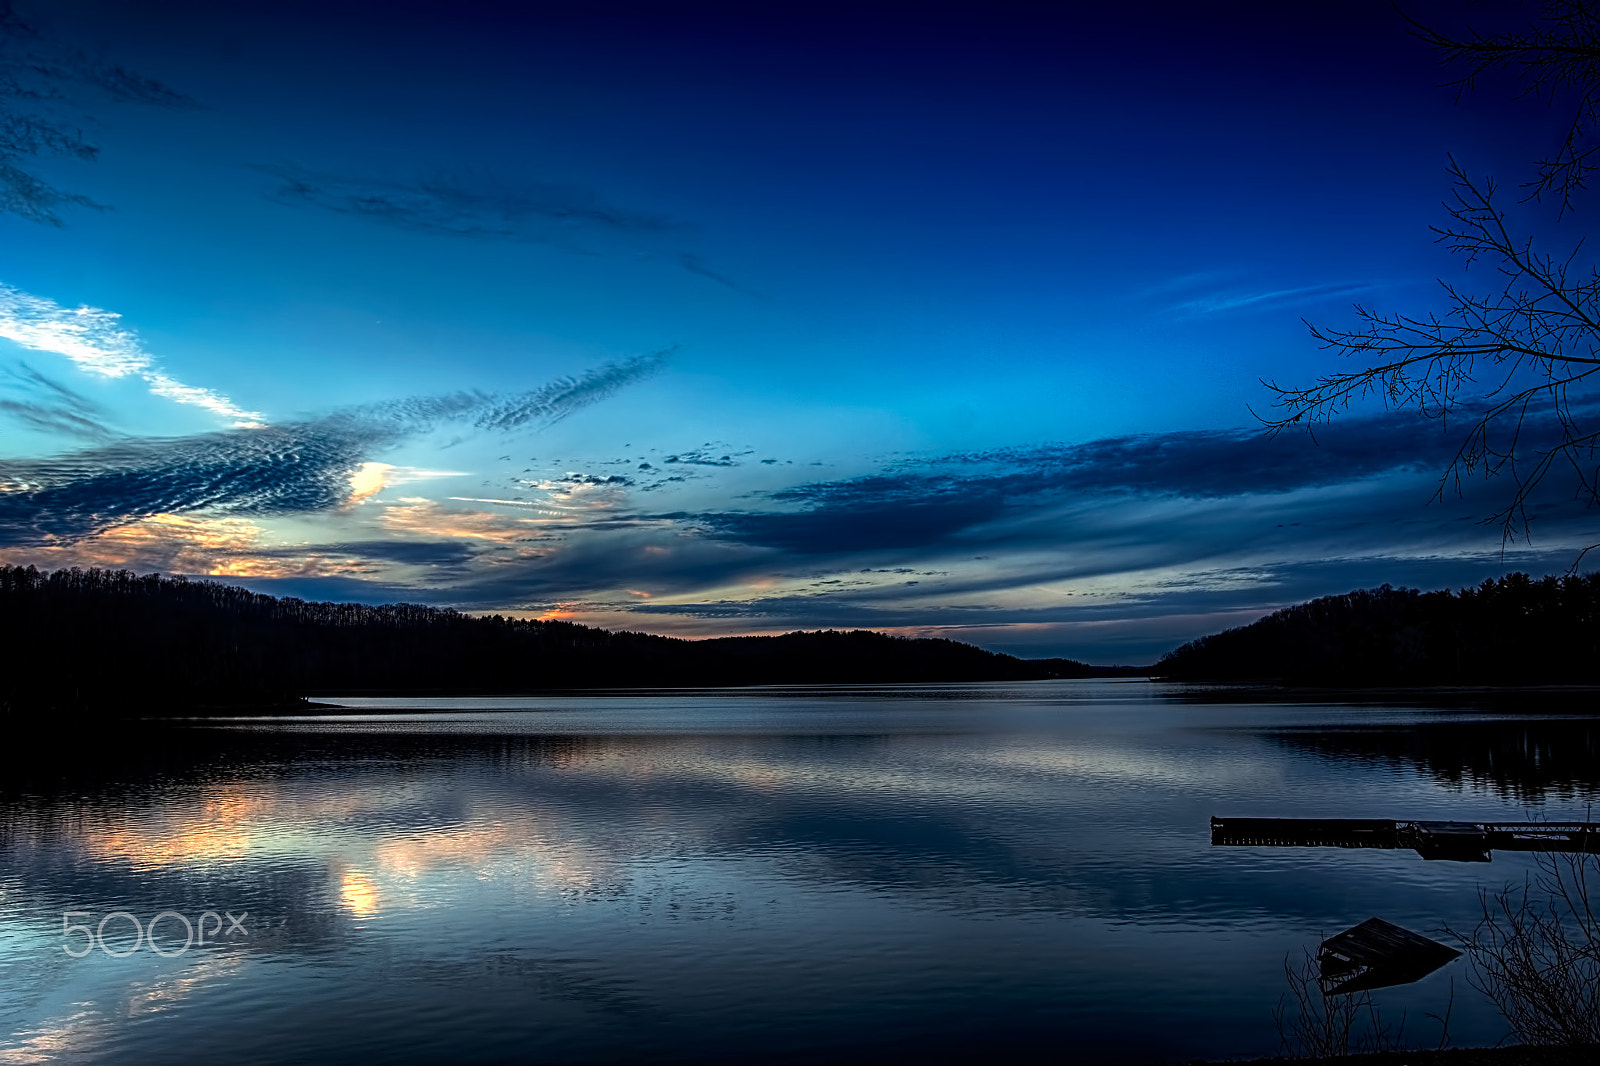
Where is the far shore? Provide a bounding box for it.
[1165,1046,1595,1066]
[12,676,1600,722]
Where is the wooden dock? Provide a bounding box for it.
[1211,816,1600,862]
[1317,917,1461,994]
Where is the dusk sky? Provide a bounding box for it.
[2,0,1595,663]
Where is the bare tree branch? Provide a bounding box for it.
[1272,3,1600,557]
[1407,0,1600,214]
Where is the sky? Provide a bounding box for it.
[1,0,1596,663]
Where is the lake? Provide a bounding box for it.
[2,680,1596,1064]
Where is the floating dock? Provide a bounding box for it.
[1317,917,1461,994]
[1210,817,1599,862]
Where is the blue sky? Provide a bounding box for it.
[1,0,1595,663]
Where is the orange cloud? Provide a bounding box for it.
[380,498,551,549]
[346,463,465,506]
[0,513,387,581]
[0,514,262,572]
[347,462,394,504]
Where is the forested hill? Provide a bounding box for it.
[0,566,1089,716]
[1154,573,1600,685]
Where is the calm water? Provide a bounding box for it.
[2,680,1597,1064]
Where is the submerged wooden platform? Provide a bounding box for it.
[1317,917,1461,994]
[1210,816,1600,862]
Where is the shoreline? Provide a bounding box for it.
[1169,1048,1595,1066]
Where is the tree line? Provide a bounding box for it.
[0,565,1090,716]
[1156,572,1600,685]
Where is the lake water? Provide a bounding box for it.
[2,680,1596,1064]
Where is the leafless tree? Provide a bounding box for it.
[1263,1,1600,561]
[1271,947,1428,1059]
[1447,848,1600,1046]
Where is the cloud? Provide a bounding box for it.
[548,473,636,487]
[686,408,1471,556]
[6,522,501,585]
[0,352,669,547]
[0,397,111,441]
[1168,280,1381,316]
[300,540,480,568]
[62,535,488,581]
[64,60,200,109]
[0,512,271,577]
[701,497,1003,554]
[279,406,1581,623]
[1138,270,1238,299]
[661,445,748,467]
[604,545,1597,663]
[678,253,751,292]
[917,411,1459,495]
[0,416,392,545]
[255,167,751,288]
[346,462,467,504]
[0,161,98,226]
[256,164,674,244]
[379,499,553,546]
[0,282,265,425]
[0,10,197,224]
[0,363,118,442]
[472,351,668,432]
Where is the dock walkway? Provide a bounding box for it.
[1210,817,1599,862]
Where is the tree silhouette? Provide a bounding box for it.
[1264,2,1600,559]
[1155,571,1600,685]
[0,565,1090,718]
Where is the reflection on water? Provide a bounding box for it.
[2,681,1597,1064]
[1269,717,1600,799]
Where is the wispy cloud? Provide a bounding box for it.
[0,352,670,547]
[255,165,748,287]
[346,462,467,504]
[252,409,1528,617]
[0,7,198,224]
[379,499,553,546]
[682,404,1600,557]
[0,513,479,585]
[60,59,200,109]
[678,253,752,292]
[0,282,264,425]
[0,363,117,442]
[256,164,674,244]
[1168,280,1381,316]
[473,351,668,432]
[608,548,1589,662]
[1137,269,1238,299]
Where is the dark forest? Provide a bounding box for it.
[0,565,1091,716]
[1156,572,1600,685]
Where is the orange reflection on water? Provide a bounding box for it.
[369,817,618,894]
[373,823,522,879]
[338,867,381,918]
[63,781,446,871]
[85,786,275,869]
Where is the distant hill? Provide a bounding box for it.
[0,565,1093,717]
[1154,572,1600,686]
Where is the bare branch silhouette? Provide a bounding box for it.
[1269,4,1600,559]
[1265,163,1600,547]
[1407,1,1600,214]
